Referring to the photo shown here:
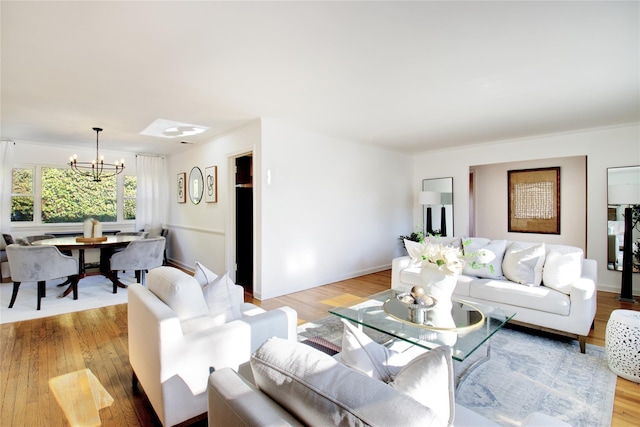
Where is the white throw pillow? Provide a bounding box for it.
[502,242,546,286]
[340,319,410,382]
[202,271,243,326]
[250,337,442,427]
[193,261,218,287]
[404,239,425,267]
[543,250,582,294]
[391,345,455,427]
[462,238,507,279]
[147,267,211,334]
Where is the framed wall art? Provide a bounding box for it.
[205,166,217,203]
[177,172,186,203]
[508,167,560,234]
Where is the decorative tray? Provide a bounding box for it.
[75,236,108,243]
[383,293,485,332]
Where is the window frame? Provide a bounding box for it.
[10,162,136,229]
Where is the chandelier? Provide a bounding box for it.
[69,127,125,182]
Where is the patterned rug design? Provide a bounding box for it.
[298,316,616,427]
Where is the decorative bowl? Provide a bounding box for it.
[396,292,437,310]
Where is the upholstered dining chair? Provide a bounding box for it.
[108,237,165,293]
[24,234,55,244]
[5,244,80,310]
[140,226,170,265]
[116,231,149,238]
[0,234,13,280]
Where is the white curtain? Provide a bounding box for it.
[0,140,15,233]
[136,155,169,230]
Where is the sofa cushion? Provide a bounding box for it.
[462,238,507,279]
[390,346,455,427]
[251,337,445,427]
[194,261,218,286]
[469,278,570,316]
[502,242,545,286]
[339,319,409,381]
[453,274,474,297]
[147,267,211,334]
[400,265,424,286]
[542,250,582,294]
[202,271,242,326]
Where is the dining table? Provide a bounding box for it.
[30,235,143,297]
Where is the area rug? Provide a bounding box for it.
[298,316,616,427]
[0,273,135,324]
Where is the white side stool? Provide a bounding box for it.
[605,309,640,383]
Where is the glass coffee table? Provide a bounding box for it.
[329,289,516,384]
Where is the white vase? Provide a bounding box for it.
[426,307,458,345]
[420,262,457,310]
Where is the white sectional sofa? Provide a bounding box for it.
[392,237,597,353]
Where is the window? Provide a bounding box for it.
[11,167,34,222]
[123,175,136,220]
[10,166,136,224]
[42,167,117,223]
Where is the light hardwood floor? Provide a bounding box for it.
[1,270,638,426]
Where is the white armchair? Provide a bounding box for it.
[127,266,297,427]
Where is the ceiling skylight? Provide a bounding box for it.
[140,119,209,139]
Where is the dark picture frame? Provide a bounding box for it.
[177,172,186,203]
[508,167,560,234]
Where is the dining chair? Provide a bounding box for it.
[109,232,150,277]
[108,237,165,293]
[0,234,12,280]
[5,244,80,310]
[24,234,55,244]
[116,231,149,238]
[141,226,169,265]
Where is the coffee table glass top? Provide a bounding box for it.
[329,289,516,362]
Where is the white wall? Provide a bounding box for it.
[257,119,413,299]
[166,119,413,299]
[413,124,640,295]
[471,156,586,249]
[167,120,260,275]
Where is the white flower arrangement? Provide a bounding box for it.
[403,234,495,278]
[407,241,464,276]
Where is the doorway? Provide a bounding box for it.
[235,155,253,292]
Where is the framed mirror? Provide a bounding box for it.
[421,177,453,236]
[189,166,204,205]
[607,165,640,272]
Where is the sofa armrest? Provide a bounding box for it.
[208,367,303,427]
[567,258,597,335]
[240,306,298,351]
[162,306,297,395]
[391,256,413,290]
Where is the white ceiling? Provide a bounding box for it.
[1,1,638,157]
